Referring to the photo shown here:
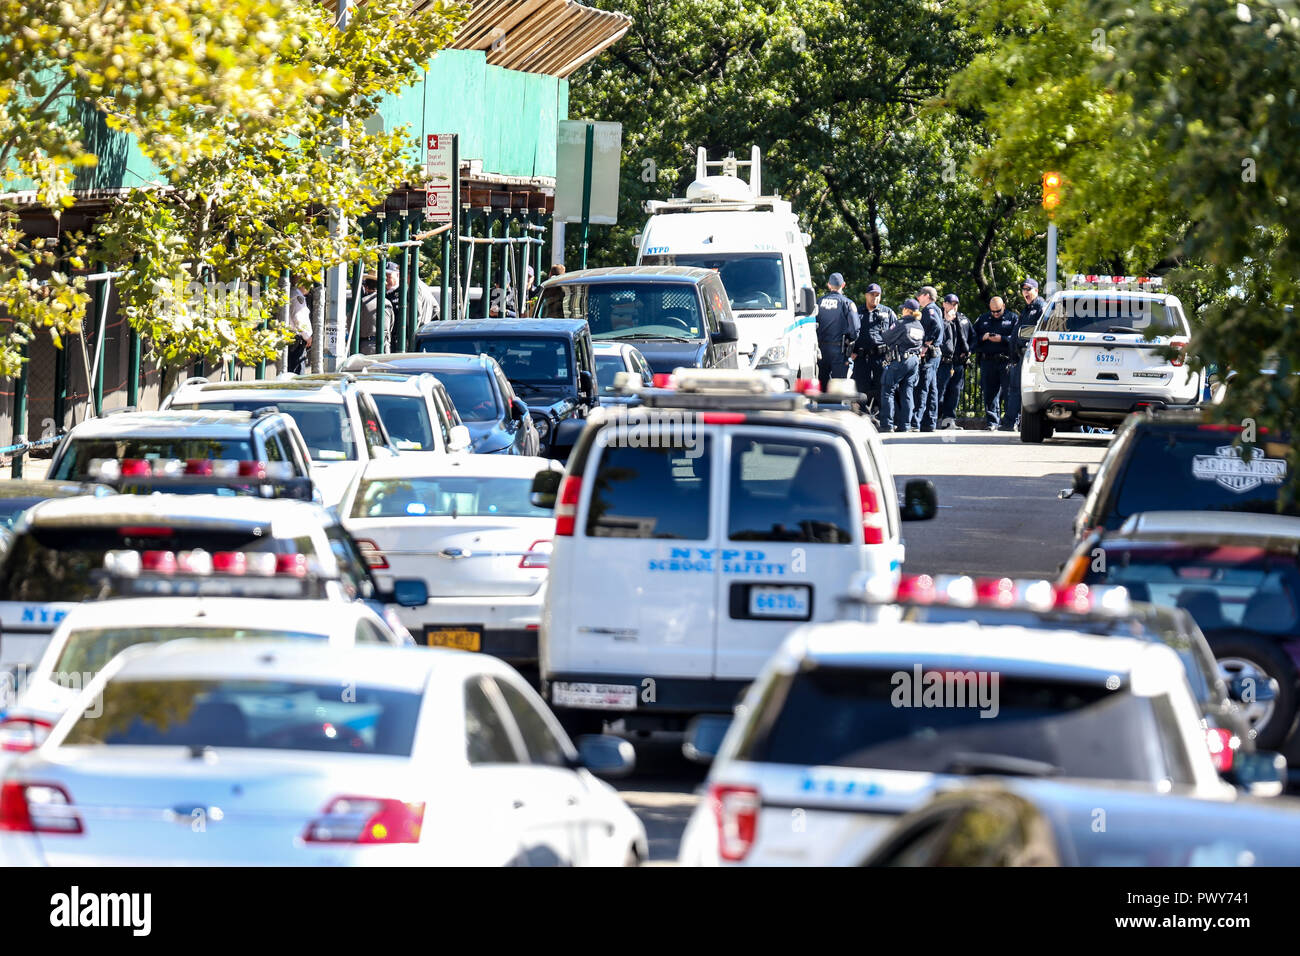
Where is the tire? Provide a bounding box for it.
[1207,633,1299,751]
[1019,409,1050,443]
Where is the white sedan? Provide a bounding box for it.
[341,455,562,678]
[0,640,647,866]
[0,596,405,758]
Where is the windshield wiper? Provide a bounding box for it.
[607,332,696,342]
[941,753,1063,778]
[1105,326,1139,334]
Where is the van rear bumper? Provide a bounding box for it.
[543,673,749,727]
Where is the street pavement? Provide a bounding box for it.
[619,427,1114,863]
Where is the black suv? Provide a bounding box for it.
[413,317,597,458]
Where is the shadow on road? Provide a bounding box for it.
[615,734,707,865]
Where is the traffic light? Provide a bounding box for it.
[1042,171,1063,212]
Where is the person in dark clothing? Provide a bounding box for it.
[909,285,945,431]
[879,299,925,432]
[815,272,860,391]
[358,273,395,355]
[972,296,1020,429]
[937,293,975,428]
[852,282,895,417]
[1005,277,1047,431]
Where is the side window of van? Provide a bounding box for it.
[728,437,854,544]
[585,439,712,540]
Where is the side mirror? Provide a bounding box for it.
[579,369,595,398]
[448,424,472,452]
[1228,750,1286,798]
[530,468,563,508]
[574,734,635,778]
[1018,325,1035,342]
[509,397,528,423]
[631,234,642,248]
[713,319,739,343]
[800,287,817,316]
[682,714,732,764]
[901,479,938,521]
[1072,465,1093,496]
[388,578,429,608]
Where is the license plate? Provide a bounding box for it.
[749,585,811,618]
[551,681,637,711]
[426,627,481,652]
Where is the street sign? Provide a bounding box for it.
[554,121,622,226]
[424,133,457,224]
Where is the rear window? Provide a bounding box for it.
[1113,431,1293,521]
[53,438,255,480]
[55,626,326,677]
[425,369,499,422]
[171,400,355,461]
[735,666,1180,784]
[62,678,421,756]
[1039,296,1184,335]
[370,394,435,451]
[539,282,705,341]
[729,437,854,543]
[352,476,549,519]
[586,440,711,539]
[420,335,571,385]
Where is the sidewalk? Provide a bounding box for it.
[1,457,51,481]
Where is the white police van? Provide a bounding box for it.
[1019,275,1204,442]
[636,148,819,388]
[532,368,937,736]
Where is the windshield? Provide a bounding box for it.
[421,368,500,422]
[595,354,629,393]
[54,626,325,677]
[53,438,255,480]
[352,476,550,519]
[539,282,704,341]
[62,678,422,756]
[735,667,1174,783]
[1039,297,1184,335]
[1114,431,1294,520]
[640,253,786,311]
[170,400,354,462]
[369,394,435,452]
[419,336,571,385]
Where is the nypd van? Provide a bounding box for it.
[636,148,819,389]
[530,369,937,736]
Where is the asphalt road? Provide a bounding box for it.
[619,427,1115,863]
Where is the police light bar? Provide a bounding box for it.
[1068,274,1164,290]
[89,458,297,482]
[100,549,324,599]
[860,573,1132,616]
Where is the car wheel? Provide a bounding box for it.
[1019,409,1049,443]
[1209,634,1299,750]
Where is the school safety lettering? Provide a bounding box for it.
[648,547,789,575]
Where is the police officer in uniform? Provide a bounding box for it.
[879,298,925,432]
[973,296,1019,429]
[937,293,974,428]
[1005,278,1047,431]
[815,272,859,391]
[852,282,895,417]
[909,286,946,432]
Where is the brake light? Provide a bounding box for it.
[0,717,53,753]
[0,781,82,834]
[859,482,885,545]
[710,784,759,862]
[355,539,389,570]
[1032,337,1049,362]
[1204,727,1236,773]
[302,796,425,844]
[117,526,175,537]
[554,476,582,537]
[520,539,552,569]
[1169,341,1187,368]
[701,412,745,424]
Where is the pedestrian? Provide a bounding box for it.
[283,278,312,374]
[547,263,566,280]
[1006,278,1047,432]
[357,270,395,355]
[878,298,926,432]
[937,293,975,428]
[909,285,946,431]
[973,295,1020,429]
[815,272,860,391]
[488,280,518,318]
[852,282,896,418]
[415,272,440,328]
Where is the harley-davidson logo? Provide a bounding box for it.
[1191,445,1287,493]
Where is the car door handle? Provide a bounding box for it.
[513,799,526,809]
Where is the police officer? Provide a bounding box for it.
[879,298,925,432]
[937,293,974,428]
[851,282,895,417]
[909,286,945,432]
[815,272,859,391]
[1005,278,1046,432]
[973,295,1019,429]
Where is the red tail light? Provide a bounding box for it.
[1032,337,1049,362]
[212,551,248,575]
[117,526,175,538]
[185,459,214,476]
[1204,727,1236,773]
[859,482,885,545]
[355,539,389,570]
[519,539,552,569]
[710,783,759,862]
[554,476,582,537]
[1170,342,1187,368]
[140,550,177,574]
[0,717,53,753]
[302,796,425,844]
[0,781,82,834]
[119,458,152,477]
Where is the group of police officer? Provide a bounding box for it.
[815,273,1047,432]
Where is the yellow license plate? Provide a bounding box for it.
[427,628,481,652]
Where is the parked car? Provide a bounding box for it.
[592,342,654,405]
[324,371,472,457]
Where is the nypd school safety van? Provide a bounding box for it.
[636,148,820,389]
[530,368,938,736]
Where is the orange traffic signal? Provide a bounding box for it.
[1042,171,1063,211]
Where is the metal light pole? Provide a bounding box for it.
[579,122,594,269]
[320,0,352,371]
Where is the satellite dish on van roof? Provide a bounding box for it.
[686,175,754,203]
